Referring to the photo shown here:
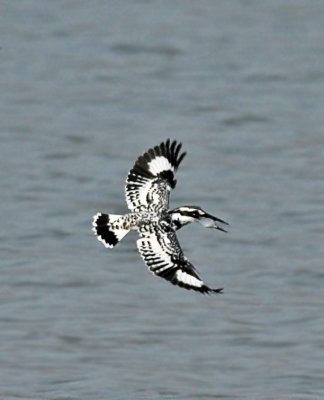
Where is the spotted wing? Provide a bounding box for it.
[125,139,186,212]
[137,225,223,294]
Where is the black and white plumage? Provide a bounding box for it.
[92,139,228,294]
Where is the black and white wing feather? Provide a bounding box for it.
[125,139,186,213]
[137,225,223,294]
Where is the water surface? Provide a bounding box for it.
[1,1,324,399]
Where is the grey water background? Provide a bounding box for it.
[1,1,324,399]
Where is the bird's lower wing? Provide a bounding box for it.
[137,227,223,294]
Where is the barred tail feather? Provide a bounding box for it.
[92,213,129,248]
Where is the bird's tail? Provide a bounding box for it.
[92,213,129,248]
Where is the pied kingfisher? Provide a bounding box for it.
[92,139,228,294]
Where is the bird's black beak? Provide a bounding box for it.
[203,212,229,233]
[216,225,228,233]
[207,213,229,226]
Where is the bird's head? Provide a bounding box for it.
[169,206,228,232]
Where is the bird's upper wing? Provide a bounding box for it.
[137,224,223,294]
[125,139,186,213]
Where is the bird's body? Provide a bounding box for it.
[92,139,228,294]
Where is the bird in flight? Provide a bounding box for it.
[92,139,228,294]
